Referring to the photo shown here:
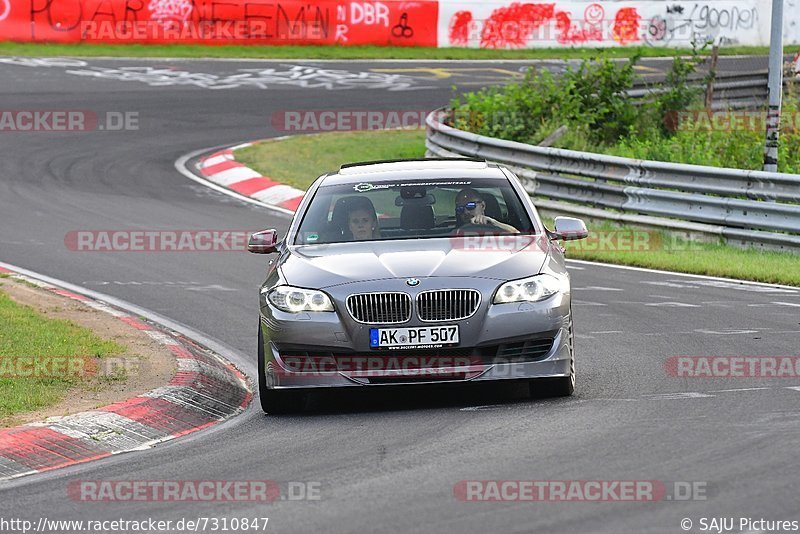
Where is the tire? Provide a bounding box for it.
[530,316,575,398]
[258,324,306,414]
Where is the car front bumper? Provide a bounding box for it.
[260,277,572,390]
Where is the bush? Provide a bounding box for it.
[614,82,800,173]
[649,47,706,137]
[450,56,640,146]
[449,48,798,173]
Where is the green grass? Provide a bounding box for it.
[1,41,797,60]
[541,218,800,286]
[236,130,427,190]
[566,240,800,286]
[237,130,800,286]
[0,287,124,422]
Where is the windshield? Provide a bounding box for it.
[293,177,536,245]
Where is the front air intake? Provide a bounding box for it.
[346,292,412,324]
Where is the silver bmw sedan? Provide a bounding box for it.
[249,159,588,413]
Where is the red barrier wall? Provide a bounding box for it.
[0,0,438,46]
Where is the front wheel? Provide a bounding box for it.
[258,324,306,414]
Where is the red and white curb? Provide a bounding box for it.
[196,142,305,213]
[0,265,252,481]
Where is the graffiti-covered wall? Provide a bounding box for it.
[0,0,798,47]
[441,1,780,48]
[0,0,439,46]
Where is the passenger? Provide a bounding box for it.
[345,198,381,241]
[454,187,518,233]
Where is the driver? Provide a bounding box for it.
[455,188,518,233]
[348,206,380,241]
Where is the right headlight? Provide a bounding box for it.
[266,286,334,313]
[492,274,564,304]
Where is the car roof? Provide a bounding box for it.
[321,158,508,185]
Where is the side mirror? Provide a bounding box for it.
[248,229,279,254]
[550,217,588,241]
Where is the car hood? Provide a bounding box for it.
[281,235,551,288]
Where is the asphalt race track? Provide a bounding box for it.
[1,56,799,533]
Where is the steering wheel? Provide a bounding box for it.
[452,223,502,235]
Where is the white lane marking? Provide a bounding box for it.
[644,279,798,293]
[207,166,261,186]
[85,280,234,289]
[8,273,55,289]
[185,284,238,292]
[38,411,169,444]
[460,386,798,409]
[694,329,759,335]
[645,302,700,308]
[82,300,128,318]
[641,281,689,288]
[566,265,584,270]
[229,142,253,151]
[460,405,503,411]
[65,64,430,91]
[747,301,800,308]
[0,261,256,383]
[199,154,232,167]
[572,300,607,306]
[3,265,252,423]
[645,392,714,399]
[574,286,623,291]
[175,145,295,217]
[709,387,773,393]
[589,330,623,334]
[566,259,800,291]
[687,280,797,293]
[144,330,179,346]
[250,184,305,204]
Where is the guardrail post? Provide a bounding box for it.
[704,45,719,110]
[763,0,784,172]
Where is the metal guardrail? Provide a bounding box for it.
[628,70,774,111]
[425,110,800,251]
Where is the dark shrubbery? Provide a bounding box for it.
[450,52,799,173]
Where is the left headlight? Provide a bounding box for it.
[492,274,564,304]
[264,286,335,313]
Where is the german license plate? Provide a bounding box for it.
[370,325,459,349]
